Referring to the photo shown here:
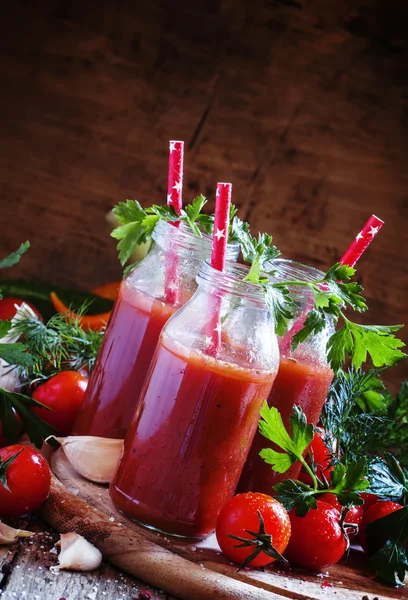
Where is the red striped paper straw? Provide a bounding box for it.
[339,214,384,267]
[280,214,384,355]
[165,141,184,305]
[206,183,232,354]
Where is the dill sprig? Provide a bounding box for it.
[10,308,103,385]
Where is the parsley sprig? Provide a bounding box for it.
[258,402,368,516]
[0,243,33,367]
[367,506,408,586]
[111,195,216,267]
[232,226,406,371]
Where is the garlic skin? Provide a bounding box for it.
[0,521,35,545]
[48,436,124,483]
[51,532,102,572]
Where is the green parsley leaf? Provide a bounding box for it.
[367,506,408,586]
[328,321,406,372]
[367,454,408,503]
[258,402,314,473]
[0,343,33,368]
[291,308,327,349]
[0,321,12,338]
[0,387,55,448]
[273,479,318,516]
[262,284,293,337]
[111,196,220,266]
[0,242,30,270]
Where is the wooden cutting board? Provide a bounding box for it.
[39,449,406,600]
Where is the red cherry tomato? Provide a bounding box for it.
[0,297,42,321]
[216,493,291,568]
[319,493,363,538]
[360,500,404,553]
[0,444,51,517]
[298,428,334,485]
[284,500,348,570]
[32,371,88,436]
[360,492,379,512]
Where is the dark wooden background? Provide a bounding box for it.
[1,0,408,376]
[0,2,407,598]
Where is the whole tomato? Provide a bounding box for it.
[0,444,51,517]
[32,371,88,436]
[360,492,379,512]
[361,500,404,553]
[319,493,364,539]
[298,428,334,485]
[0,297,42,321]
[284,500,347,570]
[216,492,291,568]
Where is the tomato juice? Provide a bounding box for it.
[237,352,334,493]
[110,333,277,538]
[73,282,176,439]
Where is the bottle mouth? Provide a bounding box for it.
[152,220,239,259]
[266,258,325,283]
[197,260,267,305]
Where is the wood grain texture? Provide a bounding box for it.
[0,516,174,600]
[41,449,404,600]
[0,1,407,388]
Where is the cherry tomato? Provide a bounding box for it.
[298,428,334,485]
[0,444,51,516]
[0,297,42,321]
[360,492,379,512]
[284,500,347,570]
[216,493,291,568]
[360,500,404,553]
[319,493,363,538]
[32,371,88,436]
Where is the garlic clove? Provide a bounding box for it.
[47,435,123,483]
[51,532,102,572]
[0,521,35,545]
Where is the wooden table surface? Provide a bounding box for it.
[0,0,407,598]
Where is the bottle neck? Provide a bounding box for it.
[152,220,239,261]
[267,258,325,315]
[197,260,268,309]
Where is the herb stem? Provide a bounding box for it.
[298,455,319,492]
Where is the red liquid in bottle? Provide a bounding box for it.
[110,335,276,538]
[237,353,334,494]
[73,283,176,439]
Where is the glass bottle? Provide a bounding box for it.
[238,259,335,493]
[110,260,280,538]
[73,221,239,439]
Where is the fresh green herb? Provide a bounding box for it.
[0,387,55,448]
[367,454,408,504]
[320,369,391,463]
[238,237,406,371]
[0,448,23,491]
[9,309,103,386]
[0,242,30,275]
[367,506,408,586]
[258,402,368,515]
[111,195,219,266]
[382,382,408,467]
